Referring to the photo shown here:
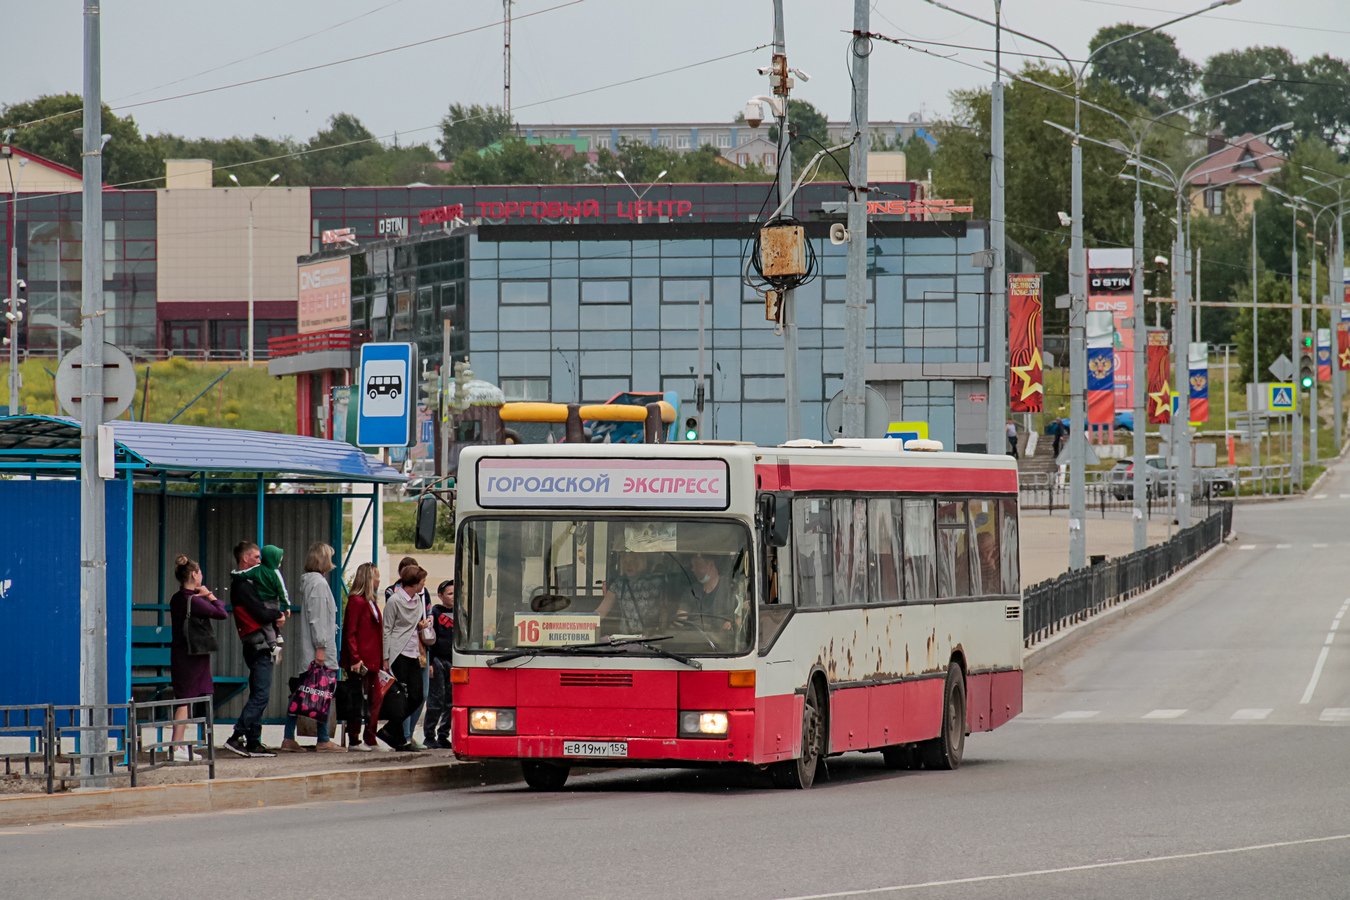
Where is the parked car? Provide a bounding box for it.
[1044,411,1133,434]
[1109,455,1168,500]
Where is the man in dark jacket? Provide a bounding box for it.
[224,541,286,757]
[422,580,455,748]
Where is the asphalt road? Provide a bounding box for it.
[5,476,1350,899]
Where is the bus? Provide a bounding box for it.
[449,439,1022,789]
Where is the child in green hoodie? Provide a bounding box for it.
[242,544,290,612]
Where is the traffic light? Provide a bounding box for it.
[1300,332,1315,390]
[420,367,441,413]
[684,416,699,441]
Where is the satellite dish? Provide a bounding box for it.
[824,387,890,440]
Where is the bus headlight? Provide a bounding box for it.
[469,708,517,734]
[679,710,729,737]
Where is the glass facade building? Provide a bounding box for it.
[305,216,1008,451]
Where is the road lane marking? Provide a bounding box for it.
[1239,544,1256,550]
[1314,494,1328,499]
[1231,709,1273,720]
[1332,620,1341,630]
[1326,634,1336,645]
[770,833,1350,900]
[1276,544,1292,549]
[1320,709,1350,722]
[1142,709,1187,719]
[1053,710,1099,719]
[1301,648,1332,704]
[1341,493,1350,498]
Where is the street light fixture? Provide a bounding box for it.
[614,169,668,224]
[227,172,281,366]
[930,0,1244,568]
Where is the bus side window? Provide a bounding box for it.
[1000,498,1021,594]
[970,499,1000,596]
[936,500,971,598]
[792,498,833,608]
[868,498,903,604]
[832,498,867,605]
[902,499,937,601]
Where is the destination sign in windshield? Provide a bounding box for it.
[477,457,730,510]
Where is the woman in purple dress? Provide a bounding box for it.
[170,554,227,744]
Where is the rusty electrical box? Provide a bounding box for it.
[760,225,806,278]
[764,289,783,323]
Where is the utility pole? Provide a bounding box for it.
[1131,162,1147,551]
[772,0,800,440]
[842,0,870,438]
[1336,211,1345,448]
[5,154,26,413]
[503,0,512,117]
[1174,201,1192,527]
[80,0,108,786]
[1067,137,1087,569]
[1291,206,1303,488]
[987,0,1008,457]
[1252,207,1261,473]
[1311,234,1319,466]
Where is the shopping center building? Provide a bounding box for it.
[2,147,1030,450]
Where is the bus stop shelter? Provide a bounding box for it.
[0,415,403,723]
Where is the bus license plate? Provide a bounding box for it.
[563,741,628,758]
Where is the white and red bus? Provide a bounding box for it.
[450,439,1022,789]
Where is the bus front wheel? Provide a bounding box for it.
[521,760,570,791]
[920,661,966,770]
[770,682,825,789]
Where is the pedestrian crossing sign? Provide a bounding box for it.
[1268,383,1296,412]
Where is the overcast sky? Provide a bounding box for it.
[4,0,1346,146]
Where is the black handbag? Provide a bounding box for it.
[378,680,409,724]
[335,676,365,721]
[184,602,218,656]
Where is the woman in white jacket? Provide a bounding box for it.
[280,543,344,753]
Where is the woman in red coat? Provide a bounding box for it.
[341,563,384,750]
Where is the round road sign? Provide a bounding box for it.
[55,343,137,422]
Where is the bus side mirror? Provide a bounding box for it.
[767,495,791,548]
[414,495,437,550]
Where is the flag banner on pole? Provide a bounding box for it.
[1188,341,1209,423]
[1338,322,1350,371]
[1147,329,1170,424]
[1318,327,1332,381]
[1086,310,1115,425]
[1008,274,1044,412]
[1087,249,1134,411]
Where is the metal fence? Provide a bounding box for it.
[1019,471,1232,519]
[0,696,214,794]
[1022,502,1233,647]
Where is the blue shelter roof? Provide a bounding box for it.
[0,416,405,483]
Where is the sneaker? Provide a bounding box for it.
[422,737,442,749]
[405,740,427,752]
[349,742,373,752]
[223,734,250,757]
[278,739,306,753]
[314,741,347,753]
[245,740,277,758]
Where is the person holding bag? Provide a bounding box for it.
[280,542,344,752]
[381,564,431,752]
[341,563,382,750]
[169,555,227,747]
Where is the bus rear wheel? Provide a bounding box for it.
[770,682,825,789]
[920,661,966,771]
[521,760,570,791]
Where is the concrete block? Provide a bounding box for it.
[304,770,360,802]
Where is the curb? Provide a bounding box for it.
[1023,538,1231,672]
[0,759,522,827]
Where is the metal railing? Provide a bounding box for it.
[1022,502,1232,647]
[267,328,371,359]
[0,696,214,794]
[1019,470,1234,518]
[1232,463,1294,496]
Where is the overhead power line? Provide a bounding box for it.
[1075,0,1350,38]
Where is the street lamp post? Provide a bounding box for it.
[1301,174,1350,449]
[227,172,280,366]
[614,169,668,224]
[925,0,1241,568]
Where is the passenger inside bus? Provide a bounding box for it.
[595,552,669,635]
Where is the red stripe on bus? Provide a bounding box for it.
[755,464,1016,493]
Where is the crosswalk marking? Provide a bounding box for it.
[1053,710,1100,720]
[1314,494,1328,499]
[1142,709,1187,719]
[1321,709,1350,722]
[1231,709,1273,720]
[1239,544,1256,550]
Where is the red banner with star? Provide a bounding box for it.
[1147,330,1171,424]
[1008,274,1044,412]
[1338,322,1350,371]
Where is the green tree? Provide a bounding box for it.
[1299,55,1350,155]
[147,132,307,187]
[1231,271,1294,387]
[766,99,830,174]
[1088,25,1197,110]
[0,93,161,187]
[901,131,936,182]
[302,113,381,185]
[439,103,514,161]
[1201,47,1304,150]
[446,138,589,185]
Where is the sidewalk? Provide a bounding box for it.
[1019,510,1173,587]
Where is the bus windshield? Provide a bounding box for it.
[457,517,753,657]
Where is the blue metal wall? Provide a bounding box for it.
[0,480,130,706]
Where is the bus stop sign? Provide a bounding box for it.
[357,342,416,447]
